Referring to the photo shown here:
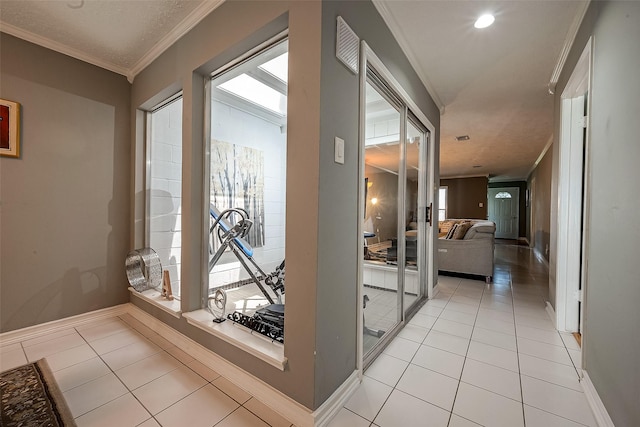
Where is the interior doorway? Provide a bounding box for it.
[488,187,520,239]
[529,178,536,248]
[556,38,592,338]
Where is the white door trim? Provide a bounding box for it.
[555,37,592,335]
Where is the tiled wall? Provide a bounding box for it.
[149,99,182,296]
[209,101,286,287]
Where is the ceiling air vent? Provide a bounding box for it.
[455,135,470,141]
[336,16,359,74]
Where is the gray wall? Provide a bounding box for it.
[554,2,640,425]
[440,177,488,220]
[527,148,552,261]
[129,0,439,410]
[130,1,321,409]
[0,34,131,332]
[315,1,440,407]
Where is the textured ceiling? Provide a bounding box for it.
[0,0,208,75]
[375,0,587,180]
[0,0,586,181]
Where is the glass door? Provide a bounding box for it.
[361,63,431,367]
[404,117,428,316]
[362,79,402,357]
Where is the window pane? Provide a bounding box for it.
[218,74,286,115]
[439,187,447,221]
[208,40,287,343]
[259,52,288,82]
[495,191,512,199]
[149,97,182,298]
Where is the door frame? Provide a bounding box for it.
[357,41,437,373]
[555,38,592,340]
[529,177,536,248]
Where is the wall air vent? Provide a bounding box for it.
[455,135,470,141]
[336,16,359,74]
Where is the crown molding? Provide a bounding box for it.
[527,134,554,179]
[441,174,490,181]
[548,0,591,95]
[372,0,445,115]
[1,0,225,83]
[128,0,225,82]
[0,22,129,77]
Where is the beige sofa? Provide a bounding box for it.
[437,219,496,283]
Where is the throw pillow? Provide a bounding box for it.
[439,220,454,234]
[445,223,458,239]
[453,222,473,239]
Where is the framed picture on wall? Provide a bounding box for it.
[0,98,21,158]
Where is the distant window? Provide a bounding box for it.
[438,187,447,221]
[495,191,512,199]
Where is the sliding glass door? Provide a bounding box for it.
[362,80,402,356]
[404,117,428,316]
[362,65,430,366]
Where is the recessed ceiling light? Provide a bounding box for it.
[474,14,495,29]
[455,135,470,141]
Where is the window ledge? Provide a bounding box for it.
[128,287,181,318]
[182,309,287,371]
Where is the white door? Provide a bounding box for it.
[488,187,519,239]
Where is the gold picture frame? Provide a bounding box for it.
[1,98,21,158]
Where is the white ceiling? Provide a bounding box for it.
[0,0,223,78]
[0,0,588,181]
[374,0,588,180]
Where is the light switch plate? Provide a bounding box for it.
[334,137,345,164]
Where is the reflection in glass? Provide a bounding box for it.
[404,120,424,314]
[363,81,401,356]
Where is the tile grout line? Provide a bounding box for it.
[66,317,222,425]
[71,320,157,423]
[457,279,487,421]
[510,272,529,427]
[115,316,239,426]
[441,278,476,427]
[118,314,280,427]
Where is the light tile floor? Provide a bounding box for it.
[0,315,293,427]
[0,244,595,426]
[332,244,596,427]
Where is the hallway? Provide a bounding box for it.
[331,244,596,426]
[0,245,597,426]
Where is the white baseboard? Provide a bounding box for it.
[125,304,315,427]
[0,304,129,346]
[545,301,557,329]
[581,370,615,427]
[312,371,360,427]
[534,248,550,269]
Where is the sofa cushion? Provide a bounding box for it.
[463,222,496,240]
[453,222,473,239]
